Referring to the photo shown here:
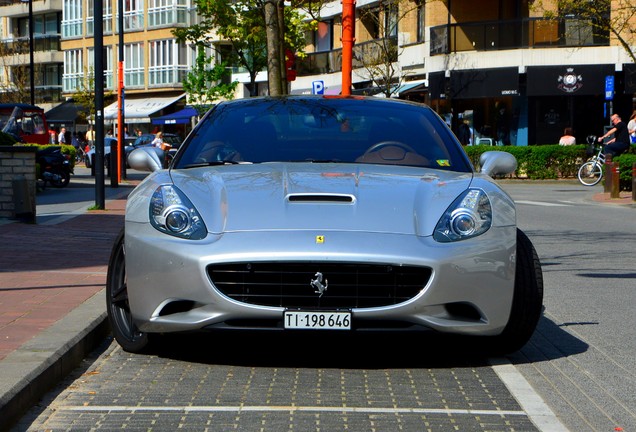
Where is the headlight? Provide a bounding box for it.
[149,185,207,240]
[434,189,492,242]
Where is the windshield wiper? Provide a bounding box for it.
[183,160,242,169]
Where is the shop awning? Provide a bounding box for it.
[46,101,87,127]
[450,68,519,99]
[151,106,198,125]
[392,79,427,96]
[104,94,185,123]
[527,65,615,96]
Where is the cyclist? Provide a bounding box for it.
[598,113,631,157]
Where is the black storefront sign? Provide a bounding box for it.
[624,64,636,94]
[527,65,615,96]
[428,71,447,100]
[449,67,519,99]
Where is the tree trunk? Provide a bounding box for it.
[264,0,283,96]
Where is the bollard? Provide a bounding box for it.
[109,139,119,188]
[610,162,620,199]
[603,154,613,193]
[12,176,35,223]
[632,162,636,202]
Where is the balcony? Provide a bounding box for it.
[1,34,61,54]
[430,17,609,55]
[297,37,398,77]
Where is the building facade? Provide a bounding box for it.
[285,0,636,146]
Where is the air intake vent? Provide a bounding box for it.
[287,194,354,203]
[207,262,431,309]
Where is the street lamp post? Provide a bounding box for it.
[20,0,35,105]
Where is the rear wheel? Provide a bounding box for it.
[106,229,150,353]
[577,161,602,186]
[484,229,544,354]
[50,170,70,188]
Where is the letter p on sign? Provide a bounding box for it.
[312,81,325,95]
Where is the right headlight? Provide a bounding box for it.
[433,189,492,242]
[149,185,207,240]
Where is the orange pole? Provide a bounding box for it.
[117,61,124,182]
[341,0,355,95]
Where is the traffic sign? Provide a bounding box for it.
[605,75,614,100]
[312,81,324,95]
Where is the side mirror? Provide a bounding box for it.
[128,147,164,172]
[479,151,517,177]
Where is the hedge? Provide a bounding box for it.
[464,144,636,190]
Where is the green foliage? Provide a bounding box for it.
[615,153,636,191]
[0,131,18,146]
[464,144,636,183]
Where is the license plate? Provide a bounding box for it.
[284,311,351,330]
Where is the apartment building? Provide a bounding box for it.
[0,0,64,109]
[288,0,636,145]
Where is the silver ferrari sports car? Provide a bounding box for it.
[107,96,543,354]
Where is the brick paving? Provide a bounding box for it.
[0,199,126,361]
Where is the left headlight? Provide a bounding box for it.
[433,189,492,242]
[149,185,207,240]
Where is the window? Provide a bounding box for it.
[87,46,114,89]
[62,0,82,38]
[63,49,83,91]
[86,0,113,36]
[124,0,144,31]
[148,0,189,27]
[417,1,425,43]
[125,43,145,87]
[149,39,188,85]
[361,7,380,40]
[385,2,398,38]
[315,21,332,52]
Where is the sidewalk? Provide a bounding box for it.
[0,176,138,431]
[0,176,634,431]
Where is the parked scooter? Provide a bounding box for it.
[37,146,72,188]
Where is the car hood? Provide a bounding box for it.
[163,163,477,237]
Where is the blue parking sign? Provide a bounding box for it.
[312,81,325,95]
[605,75,614,100]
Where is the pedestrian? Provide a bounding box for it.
[85,125,95,149]
[559,127,576,146]
[627,110,636,143]
[152,132,164,148]
[57,127,67,144]
[598,113,631,158]
[456,120,472,146]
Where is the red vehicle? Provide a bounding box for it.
[0,103,49,144]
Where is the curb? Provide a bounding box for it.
[0,291,110,432]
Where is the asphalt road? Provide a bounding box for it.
[13,178,636,431]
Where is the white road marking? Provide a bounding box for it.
[491,358,569,432]
[515,200,571,207]
[64,405,527,416]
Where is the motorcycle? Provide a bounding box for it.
[37,146,72,188]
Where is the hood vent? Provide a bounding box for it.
[287,193,355,203]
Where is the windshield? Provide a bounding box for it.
[175,97,471,172]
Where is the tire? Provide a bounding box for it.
[85,154,92,168]
[50,170,70,188]
[106,229,150,353]
[577,161,603,186]
[484,229,544,354]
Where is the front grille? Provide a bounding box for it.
[207,263,431,309]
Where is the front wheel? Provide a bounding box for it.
[577,161,603,186]
[50,170,70,188]
[482,229,544,354]
[106,229,150,353]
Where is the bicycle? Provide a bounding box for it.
[577,135,606,186]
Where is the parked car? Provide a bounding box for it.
[107,96,543,354]
[85,136,137,170]
[132,133,182,163]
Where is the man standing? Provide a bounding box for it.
[598,113,631,157]
[57,127,67,144]
[85,125,95,148]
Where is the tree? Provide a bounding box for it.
[174,0,316,97]
[0,39,34,104]
[182,46,238,115]
[532,0,636,63]
[72,68,113,124]
[355,0,423,97]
